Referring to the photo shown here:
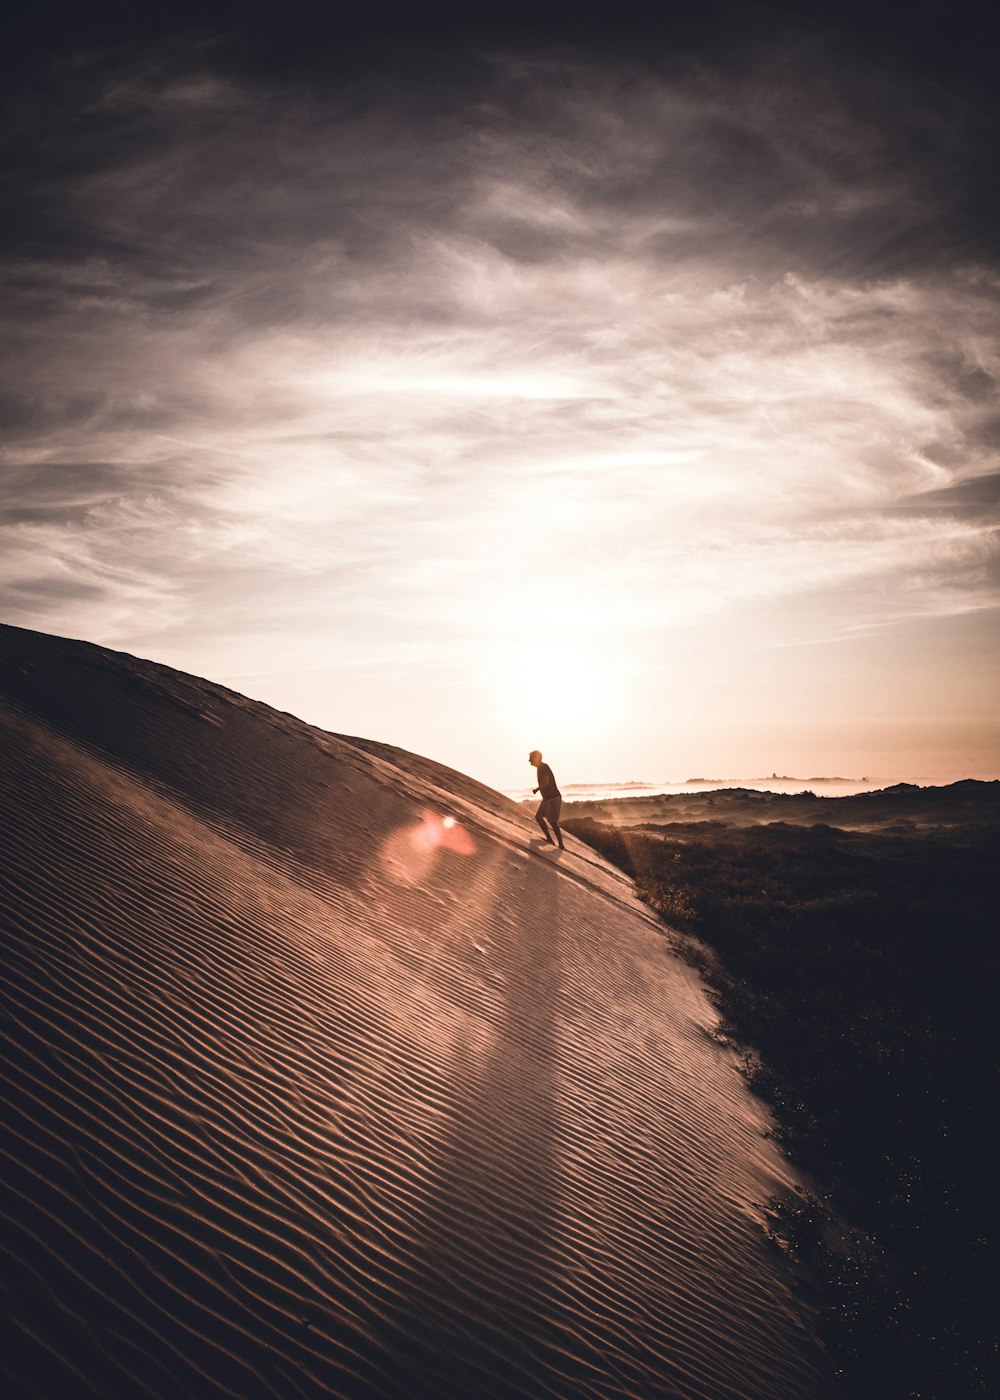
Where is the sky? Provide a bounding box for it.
[2,1,998,791]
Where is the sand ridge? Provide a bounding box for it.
[1,625,837,1397]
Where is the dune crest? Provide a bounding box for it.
[1,625,835,1398]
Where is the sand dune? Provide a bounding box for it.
[1,625,837,1398]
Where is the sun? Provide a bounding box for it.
[487,641,619,753]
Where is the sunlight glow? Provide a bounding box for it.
[489,642,623,753]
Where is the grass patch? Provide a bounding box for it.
[564,816,998,1399]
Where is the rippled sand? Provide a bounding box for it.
[1,624,836,1398]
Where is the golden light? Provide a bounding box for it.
[487,640,623,754]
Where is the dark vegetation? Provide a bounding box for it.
[563,812,998,1399]
[567,777,999,832]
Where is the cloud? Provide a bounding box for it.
[1,33,997,691]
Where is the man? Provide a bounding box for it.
[529,749,564,850]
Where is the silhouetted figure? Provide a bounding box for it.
[529,750,563,850]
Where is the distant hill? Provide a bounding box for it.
[566,779,1000,830]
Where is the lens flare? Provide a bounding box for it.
[380,809,475,884]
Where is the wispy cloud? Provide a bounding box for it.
[1,33,997,777]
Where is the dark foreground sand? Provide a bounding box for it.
[1,625,838,1398]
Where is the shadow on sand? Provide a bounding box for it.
[373,847,567,1397]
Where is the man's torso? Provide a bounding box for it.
[537,763,560,799]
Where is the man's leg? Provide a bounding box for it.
[549,798,564,849]
[535,804,554,843]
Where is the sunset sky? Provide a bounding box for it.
[2,1,997,790]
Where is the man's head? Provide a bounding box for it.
[529,750,542,767]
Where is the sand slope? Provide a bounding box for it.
[0,625,836,1398]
